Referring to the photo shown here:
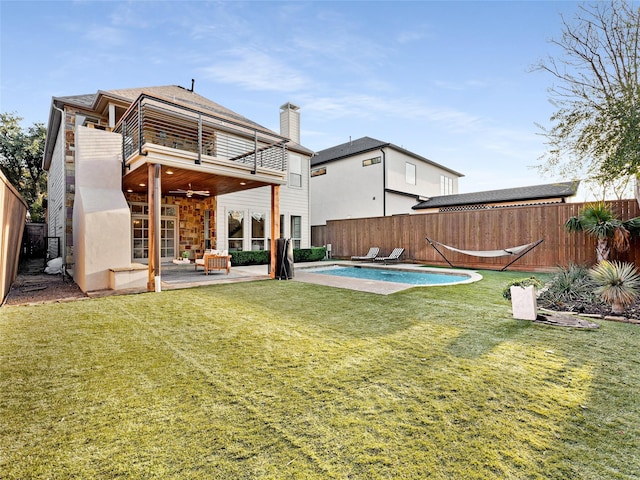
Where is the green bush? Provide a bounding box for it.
[537,263,600,307]
[230,250,270,266]
[589,260,640,314]
[294,247,326,263]
[230,247,326,266]
[502,277,544,300]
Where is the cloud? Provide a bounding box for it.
[83,25,126,48]
[396,30,427,44]
[302,93,483,132]
[199,48,310,92]
[433,79,491,91]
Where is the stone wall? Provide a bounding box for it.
[125,192,217,259]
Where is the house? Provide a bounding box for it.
[42,85,313,293]
[411,181,580,213]
[310,136,464,226]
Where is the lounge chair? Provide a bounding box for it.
[374,248,405,265]
[195,250,231,275]
[351,247,380,261]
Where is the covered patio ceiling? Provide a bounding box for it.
[122,164,273,197]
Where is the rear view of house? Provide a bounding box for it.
[42,85,312,292]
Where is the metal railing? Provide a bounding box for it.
[114,94,289,173]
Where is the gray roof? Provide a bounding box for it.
[412,181,580,209]
[311,136,464,177]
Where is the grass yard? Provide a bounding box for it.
[1,270,639,479]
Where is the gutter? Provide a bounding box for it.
[42,102,64,171]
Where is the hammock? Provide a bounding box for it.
[426,237,544,271]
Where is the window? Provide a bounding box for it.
[406,162,416,185]
[251,212,265,250]
[228,210,244,251]
[280,214,285,238]
[290,215,302,249]
[289,154,302,187]
[440,175,454,195]
[311,166,326,177]
[130,202,177,261]
[362,156,381,167]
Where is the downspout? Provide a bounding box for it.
[380,147,386,217]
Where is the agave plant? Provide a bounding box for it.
[589,260,640,314]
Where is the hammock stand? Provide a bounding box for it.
[426,237,544,271]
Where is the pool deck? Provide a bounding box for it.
[162,260,482,295]
[89,261,481,297]
[293,261,482,295]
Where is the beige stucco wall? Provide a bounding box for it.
[73,126,132,292]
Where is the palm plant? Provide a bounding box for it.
[564,203,640,261]
[589,260,640,314]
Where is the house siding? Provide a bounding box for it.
[310,152,384,226]
[311,145,461,225]
[46,115,68,263]
[217,152,311,250]
[385,149,459,202]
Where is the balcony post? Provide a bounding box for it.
[138,97,144,157]
[253,130,258,174]
[121,119,127,177]
[197,113,202,165]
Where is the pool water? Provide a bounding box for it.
[305,265,470,285]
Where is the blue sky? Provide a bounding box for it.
[1,0,582,193]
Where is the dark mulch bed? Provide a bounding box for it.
[541,300,640,322]
[3,273,86,306]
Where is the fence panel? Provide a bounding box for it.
[1,171,28,303]
[321,200,640,271]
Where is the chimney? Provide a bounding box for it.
[280,102,300,144]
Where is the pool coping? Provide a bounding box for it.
[294,261,482,295]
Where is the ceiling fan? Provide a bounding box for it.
[168,183,210,198]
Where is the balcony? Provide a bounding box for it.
[114,94,290,195]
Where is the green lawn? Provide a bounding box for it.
[1,271,638,479]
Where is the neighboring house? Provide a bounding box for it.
[42,85,313,292]
[310,136,464,226]
[411,181,580,213]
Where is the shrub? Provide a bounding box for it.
[589,260,640,314]
[230,247,326,266]
[230,250,270,266]
[537,263,600,308]
[294,247,326,263]
[502,277,544,300]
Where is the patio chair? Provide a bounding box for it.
[351,247,380,261]
[195,250,231,275]
[374,248,405,265]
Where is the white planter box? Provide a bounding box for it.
[510,285,538,321]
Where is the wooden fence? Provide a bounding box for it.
[1,171,28,303]
[312,200,640,272]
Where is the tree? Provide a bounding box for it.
[564,202,640,261]
[535,1,640,184]
[0,112,47,222]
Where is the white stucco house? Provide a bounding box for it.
[42,85,312,293]
[310,136,464,226]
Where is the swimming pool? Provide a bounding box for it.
[303,265,471,286]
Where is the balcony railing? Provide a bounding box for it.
[114,94,289,173]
